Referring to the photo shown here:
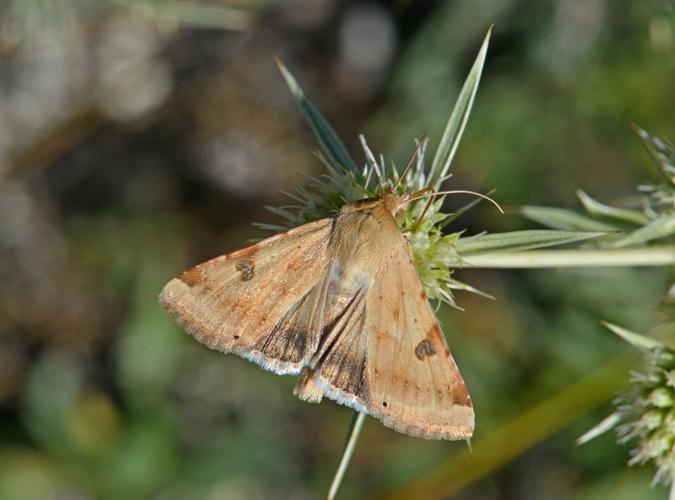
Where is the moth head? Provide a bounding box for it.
[382,192,406,215]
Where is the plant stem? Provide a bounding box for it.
[670,476,675,500]
[462,246,675,268]
[327,411,366,500]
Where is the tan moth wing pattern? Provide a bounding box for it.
[294,258,371,413]
[160,195,475,440]
[291,197,474,439]
[292,198,403,414]
[159,218,332,375]
[365,243,474,440]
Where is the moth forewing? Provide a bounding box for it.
[364,241,474,440]
[158,218,333,375]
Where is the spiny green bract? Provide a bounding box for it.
[615,340,675,485]
[259,137,475,309]
[636,127,675,215]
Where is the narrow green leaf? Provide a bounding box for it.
[277,60,358,174]
[429,27,491,190]
[518,205,619,232]
[602,321,663,351]
[455,230,607,255]
[610,214,675,248]
[447,278,495,300]
[461,246,675,268]
[576,189,649,225]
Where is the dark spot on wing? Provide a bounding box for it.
[414,339,436,360]
[235,259,255,281]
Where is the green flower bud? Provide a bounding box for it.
[644,432,671,460]
[665,369,675,388]
[663,411,675,434]
[640,410,665,432]
[649,388,674,408]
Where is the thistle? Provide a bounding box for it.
[264,133,493,309]
[269,29,610,310]
[578,321,675,493]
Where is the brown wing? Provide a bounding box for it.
[289,203,473,439]
[301,259,371,413]
[297,240,474,439]
[159,218,332,375]
[365,243,474,440]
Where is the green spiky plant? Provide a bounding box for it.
[272,32,615,311]
[578,317,675,499]
[568,129,675,491]
[273,29,675,499]
[522,131,675,498]
[519,126,675,250]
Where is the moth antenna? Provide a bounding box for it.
[405,187,502,232]
[392,133,427,191]
[407,187,435,230]
[408,189,504,214]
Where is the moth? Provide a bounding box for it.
[159,189,481,440]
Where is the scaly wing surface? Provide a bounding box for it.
[365,242,474,440]
[159,218,332,375]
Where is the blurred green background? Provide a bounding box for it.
[0,1,673,499]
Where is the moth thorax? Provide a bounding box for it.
[382,193,404,215]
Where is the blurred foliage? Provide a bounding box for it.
[519,127,675,249]
[0,1,674,499]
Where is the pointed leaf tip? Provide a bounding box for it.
[518,205,619,232]
[576,412,621,446]
[429,28,491,190]
[576,189,649,225]
[274,57,287,75]
[601,321,663,351]
[454,229,608,256]
[276,60,358,174]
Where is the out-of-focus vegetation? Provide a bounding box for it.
[0,1,673,499]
